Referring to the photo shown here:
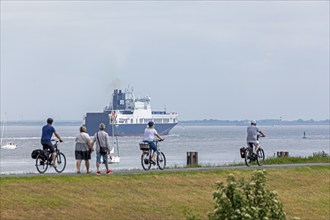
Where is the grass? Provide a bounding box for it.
[1,166,329,220]
[227,150,330,166]
[264,151,329,165]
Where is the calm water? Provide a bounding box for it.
[1,124,329,174]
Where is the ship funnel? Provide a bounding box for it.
[112,89,126,110]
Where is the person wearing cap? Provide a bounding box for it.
[246,120,266,152]
[41,118,63,167]
[143,121,164,164]
[92,123,112,175]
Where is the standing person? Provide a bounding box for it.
[75,126,93,174]
[41,118,63,167]
[143,121,164,164]
[92,123,112,175]
[247,120,266,152]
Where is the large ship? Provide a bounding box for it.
[84,87,179,136]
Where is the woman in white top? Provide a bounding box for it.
[75,126,93,174]
[143,121,164,163]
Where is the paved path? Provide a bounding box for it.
[1,163,329,178]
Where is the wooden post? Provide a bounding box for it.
[277,151,289,157]
[187,152,198,166]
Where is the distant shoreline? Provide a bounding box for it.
[2,119,329,126]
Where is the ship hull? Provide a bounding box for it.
[111,123,177,136]
[85,112,177,136]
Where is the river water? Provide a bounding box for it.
[0,124,329,174]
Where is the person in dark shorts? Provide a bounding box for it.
[41,118,63,167]
[75,126,93,174]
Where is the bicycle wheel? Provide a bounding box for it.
[256,148,265,166]
[36,155,48,173]
[141,152,151,170]
[54,152,66,173]
[157,152,166,170]
[244,148,253,167]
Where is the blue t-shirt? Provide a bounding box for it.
[41,124,55,142]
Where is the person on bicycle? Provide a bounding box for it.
[247,120,265,153]
[41,118,63,167]
[143,121,164,164]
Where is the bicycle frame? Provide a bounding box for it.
[244,140,265,167]
[35,140,66,173]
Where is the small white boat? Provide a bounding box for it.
[108,139,120,164]
[109,155,120,163]
[1,113,17,150]
[1,142,17,149]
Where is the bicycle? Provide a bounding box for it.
[140,139,166,171]
[241,136,265,167]
[34,140,66,173]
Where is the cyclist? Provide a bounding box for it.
[143,121,164,164]
[41,118,63,167]
[247,120,266,153]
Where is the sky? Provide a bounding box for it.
[0,1,329,122]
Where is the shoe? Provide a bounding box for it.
[106,170,112,175]
[96,171,101,175]
[151,160,156,165]
[50,164,57,168]
[77,171,81,174]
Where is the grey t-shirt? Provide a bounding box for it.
[92,130,110,151]
[247,125,260,143]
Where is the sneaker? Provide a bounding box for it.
[106,170,112,175]
[96,171,101,175]
[151,160,156,165]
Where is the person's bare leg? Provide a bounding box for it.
[76,160,81,173]
[96,162,100,172]
[152,152,157,161]
[52,152,56,165]
[85,160,90,173]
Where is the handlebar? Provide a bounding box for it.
[155,138,165,143]
[51,139,63,145]
[257,134,265,140]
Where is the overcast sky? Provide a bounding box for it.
[1,1,329,121]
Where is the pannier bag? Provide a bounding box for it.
[31,149,43,159]
[31,149,49,160]
[240,147,246,158]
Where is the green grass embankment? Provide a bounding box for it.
[1,166,329,220]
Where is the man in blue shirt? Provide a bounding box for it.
[41,118,63,167]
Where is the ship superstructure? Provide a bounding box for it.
[85,87,178,136]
